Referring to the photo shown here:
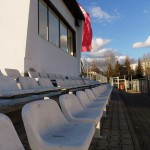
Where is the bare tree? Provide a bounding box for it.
[104,50,117,66]
[91,60,100,73]
[106,63,113,82]
[96,50,117,73]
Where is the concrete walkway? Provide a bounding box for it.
[121,90,150,150]
[14,88,141,150]
[89,89,139,150]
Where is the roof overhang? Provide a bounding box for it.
[63,0,85,26]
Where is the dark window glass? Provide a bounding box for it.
[38,0,76,56]
[39,0,48,40]
[68,29,74,56]
[49,9,59,46]
[60,21,68,52]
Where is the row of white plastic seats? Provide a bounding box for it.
[56,79,88,90]
[0,69,21,78]
[21,89,109,150]
[29,71,86,83]
[59,91,106,125]
[29,71,94,88]
[0,76,62,99]
[0,99,95,150]
[68,76,84,80]
[83,79,100,86]
[28,71,67,80]
[0,87,111,150]
[91,84,113,103]
[0,76,101,106]
[0,69,66,80]
[1,69,100,87]
[0,91,98,149]
[0,72,109,99]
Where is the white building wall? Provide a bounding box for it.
[0,0,30,75]
[0,0,83,76]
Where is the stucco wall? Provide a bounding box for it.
[0,0,30,75]
[25,0,82,76]
[0,0,83,76]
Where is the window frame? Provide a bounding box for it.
[38,0,76,57]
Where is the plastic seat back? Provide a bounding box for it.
[28,71,40,78]
[48,73,56,80]
[85,89,96,101]
[76,91,92,108]
[0,113,24,150]
[0,76,19,92]
[39,72,49,78]
[5,68,21,79]
[38,78,54,88]
[22,100,68,150]
[19,77,41,90]
[0,70,3,76]
[91,88,100,97]
[59,94,84,121]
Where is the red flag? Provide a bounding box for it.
[79,4,92,52]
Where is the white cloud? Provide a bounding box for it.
[90,6,119,23]
[92,38,111,52]
[82,47,124,63]
[81,37,133,65]
[82,48,114,59]
[116,55,126,64]
[81,47,128,64]
[132,36,150,48]
[143,9,149,14]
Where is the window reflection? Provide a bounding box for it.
[49,9,59,46]
[39,0,48,40]
[38,0,76,56]
[60,21,68,52]
[68,29,73,55]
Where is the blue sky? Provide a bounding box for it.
[78,0,150,63]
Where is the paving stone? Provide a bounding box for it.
[111,130,119,136]
[120,128,129,132]
[94,147,108,150]
[121,134,132,139]
[110,140,120,147]
[122,145,135,150]
[122,90,150,150]
[110,136,120,141]
[109,148,121,150]
[121,139,133,145]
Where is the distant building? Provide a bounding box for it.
[0,0,84,76]
[130,63,138,71]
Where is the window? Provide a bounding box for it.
[68,29,73,56]
[38,0,76,56]
[39,0,48,40]
[48,9,59,46]
[60,21,68,52]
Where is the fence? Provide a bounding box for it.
[132,78,150,96]
[83,72,107,83]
